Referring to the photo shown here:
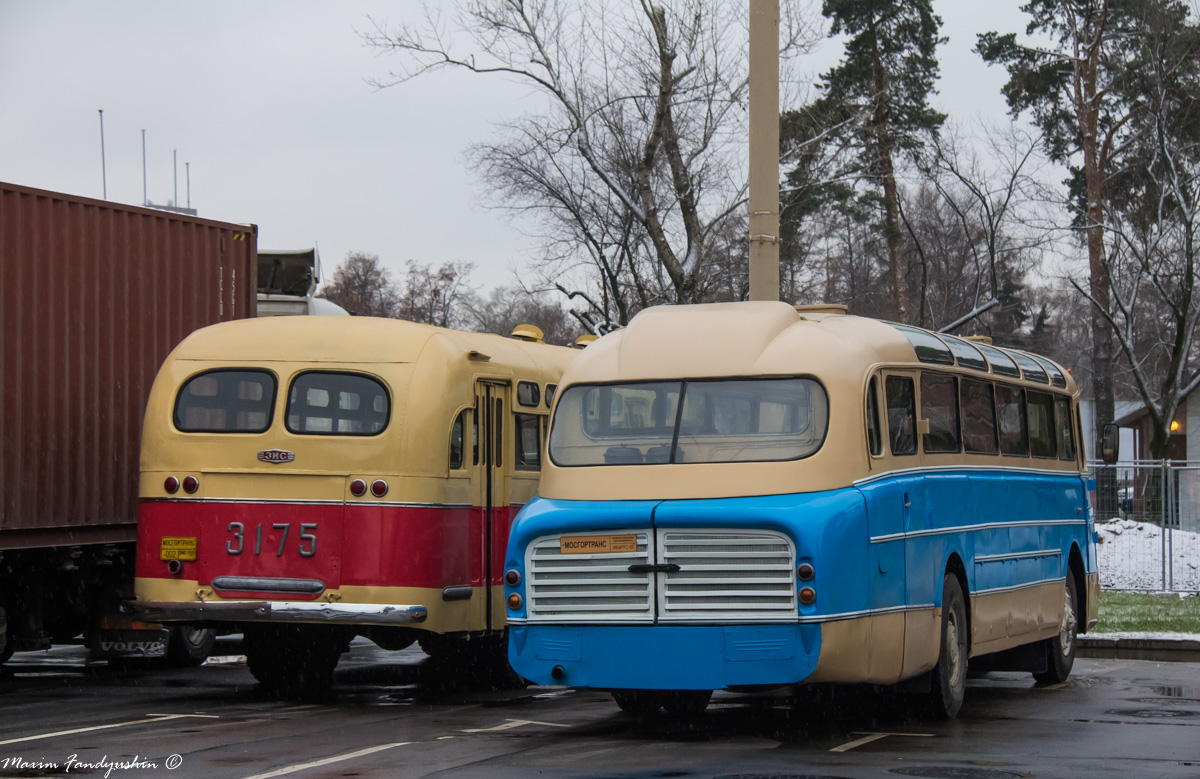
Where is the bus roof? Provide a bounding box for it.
[560,301,1077,394]
[167,315,565,369]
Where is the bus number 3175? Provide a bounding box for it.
[226,522,317,558]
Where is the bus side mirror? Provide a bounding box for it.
[1100,423,1119,464]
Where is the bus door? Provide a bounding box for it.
[474,381,511,632]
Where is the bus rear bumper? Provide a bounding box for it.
[508,623,821,691]
[127,600,428,626]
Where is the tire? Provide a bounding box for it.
[418,633,525,690]
[661,690,712,716]
[0,607,13,665]
[167,626,216,667]
[925,573,968,719]
[612,691,663,715]
[1034,573,1078,685]
[244,626,349,698]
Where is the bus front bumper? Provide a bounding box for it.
[508,623,821,691]
[127,600,428,626]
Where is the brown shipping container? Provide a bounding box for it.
[0,182,256,549]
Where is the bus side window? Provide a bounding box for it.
[1055,396,1076,461]
[885,376,917,456]
[495,397,504,468]
[961,377,998,455]
[866,377,882,456]
[450,410,466,470]
[996,384,1029,456]
[1027,390,1056,458]
[921,373,960,453]
[514,413,541,471]
[473,402,480,466]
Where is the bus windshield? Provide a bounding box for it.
[549,378,828,466]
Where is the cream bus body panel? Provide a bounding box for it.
[134,316,573,637]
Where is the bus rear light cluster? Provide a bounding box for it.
[164,476,180,494]
[370,479,388,498]
[798,586,817,605]
[182,476,199,494]
[797,562,815,581]
[349,478,390,498]
[350,479,367,497]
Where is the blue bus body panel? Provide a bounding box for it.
[507,469,1092,692]
[510,623,821,690]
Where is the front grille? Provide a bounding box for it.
[525,532,654,622]
[657,529,796,622]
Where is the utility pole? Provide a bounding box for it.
[173,149,178,207]
[98,109,107,200]
[747,0,780,302]
[141,129,148,206]
[186,161,191,209]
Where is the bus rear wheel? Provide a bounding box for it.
[1033,573,1078,685]
[925,573,968,719]
[167,626,216,667]
[244,626,350,698]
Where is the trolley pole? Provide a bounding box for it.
[748,0,780,302]
[98,109,107,200]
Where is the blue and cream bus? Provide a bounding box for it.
[502,301,1098,717]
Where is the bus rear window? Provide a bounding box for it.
[174,370,276,433]
[549,378,828,466]
[286,372,389,435]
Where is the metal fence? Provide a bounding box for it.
[1089,460,1200,593]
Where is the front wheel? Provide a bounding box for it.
[1033,573,1078,685]
[243,626,350,698]
[167,626,216,667]
[925,573,968,719]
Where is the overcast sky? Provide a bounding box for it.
[0,1,1034,293]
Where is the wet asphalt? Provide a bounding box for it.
[1,639,1197,779]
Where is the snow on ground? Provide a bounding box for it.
[1096,518,1200,591]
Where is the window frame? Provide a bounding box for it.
[920,372,962,455]
[284,370,391,437]
[885,374,918,457]
[173,368,278,434]
[513,412,543,471]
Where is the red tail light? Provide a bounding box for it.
[371,479,388,498]
[350,479,367,497]
[182,476,199,494]
[164,476,179,494]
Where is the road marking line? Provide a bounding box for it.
[0,714,219,747]
[830,731,934,753]
[461,718,571,733]
[239,743,411,779]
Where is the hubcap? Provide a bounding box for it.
[1059,587,1077,656]
[946,610,964,685]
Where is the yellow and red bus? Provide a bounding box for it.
[131,315,575,694]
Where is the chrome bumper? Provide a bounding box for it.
[127,600,428,626]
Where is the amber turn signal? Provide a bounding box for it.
[506,593,523,610]
[799,586,817,605]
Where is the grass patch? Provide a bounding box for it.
[1093,591,1200,634]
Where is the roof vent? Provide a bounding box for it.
[511,324,545,343]
[574,334,598,348]
[963,335,994,345]
[793,304,848,315]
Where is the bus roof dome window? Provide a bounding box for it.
[973,343,1021,378]
[940,335,988,372]
[1009,351,1049,384]
[891,325,954,365]
[1030,354,1067,388]
[511,324,545,343]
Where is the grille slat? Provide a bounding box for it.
[525,531,653,622]
[658,529,797,623]
[523,528,797,624]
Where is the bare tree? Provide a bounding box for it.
[465,286,579,345]
[362,0,818,325]
[319,252,401,317]
[396,260,477,329]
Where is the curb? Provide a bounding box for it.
[1078,635,1200,663]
